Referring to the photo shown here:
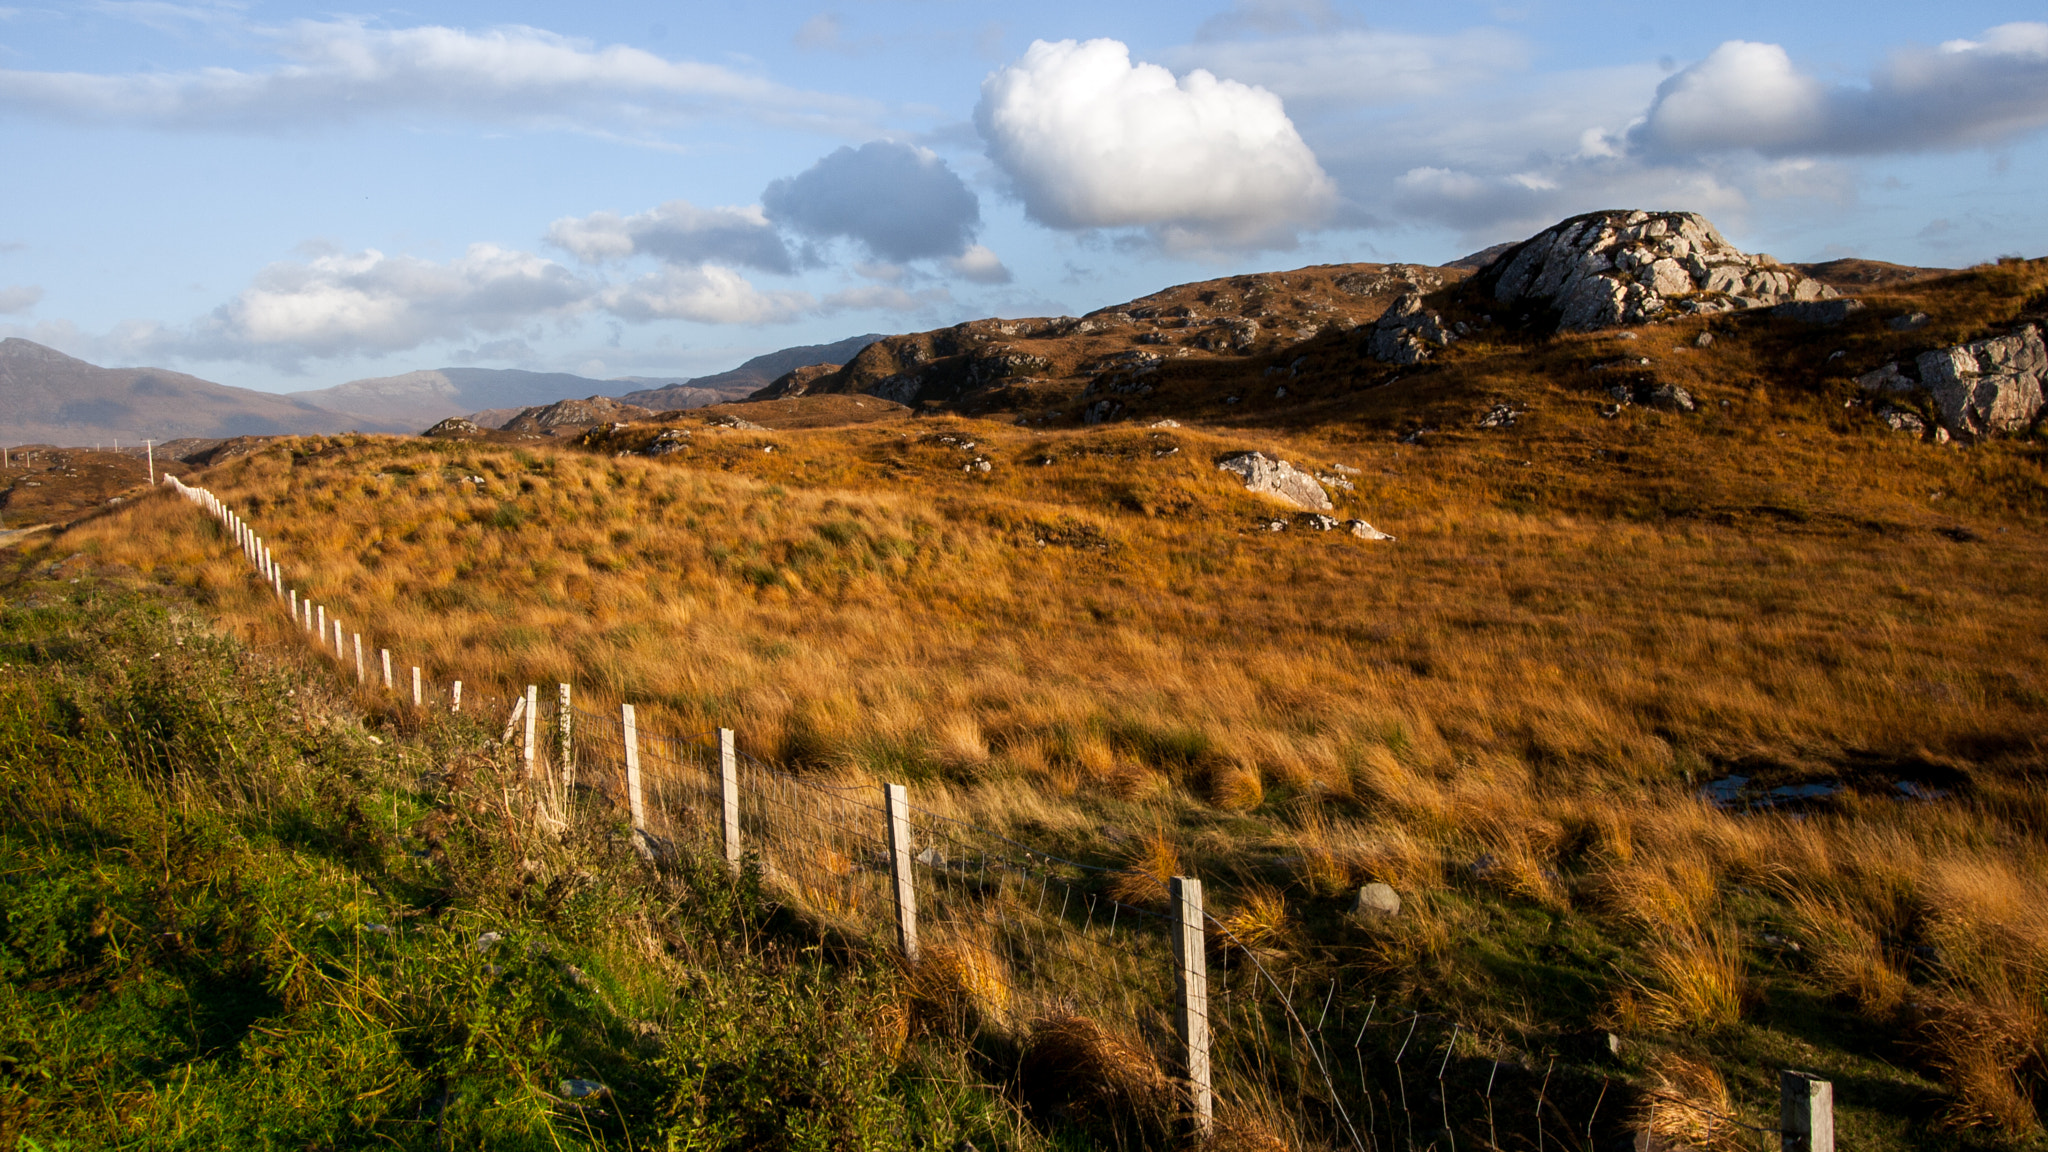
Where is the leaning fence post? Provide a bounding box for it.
[557,683,573,787]
[353,634,363,683]
[622,704,651,859]
[1780,1071,1833,1152]
[1171,875,1214,1136]
[411,666,422,708]
[718,728,740,872]
[290,588,298,618]
[380,648,392,690]
[522,685,538,779]
[885,782,919,961]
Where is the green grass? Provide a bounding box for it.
[0,585,1032,1150]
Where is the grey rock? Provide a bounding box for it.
[703,414,767,431]
[644,428,691,457]
[559,1079,609,1100]
[1301,513,1339,530]
[1346,519,1395,541]
[1216,451,1334,510]
[1915,324,2046,439]
[1889,311,1931,332]
[1084,399,1122,425]
[1352,883,1401,919]
[1477,403,1519,429]
[1486,210,1836,332]
[1877,407,1927,434]
[1366,293,1455,364]
[1857,362,1917,394]
[1771,298,1866,325]
[1694,331,1715,348]
[1646,384,1696,413]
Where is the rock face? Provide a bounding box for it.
[747,362,843,401]
[423,417,482,437]
[1916,325,2046,439]
[1480,210,1837,332]
[500,396,655,435]
[1366,294,1455,364]
[1856,325,2046,439]
[1216,452,1333,510]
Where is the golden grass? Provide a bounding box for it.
[38,284,2048,1138]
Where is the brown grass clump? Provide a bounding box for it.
[1207,762,1264,812]
[1108,827,1180,908]
[1629,925,1747,1034]
[908,933,1014,1034]
[1917,995,2047,1137]
[1784,892,1910,1018]
[1017,1013,1176,1143]
[1215,886,1293,958]
[1636,1052,1754,1152]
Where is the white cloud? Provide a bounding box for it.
[0,284,40,314]
[547,201,792,272]
[1637,24,2048,156]
[599,265,812,325]
[946,245,1012,284]
[762,140,982,263]
[0,19,876,135]
[975,38,1337,252]
[189,243,593,364]
[1170,27,1528,109]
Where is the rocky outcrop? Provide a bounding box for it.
[746,362,843,401]
[1917,325,2046,439]
[1856,325,2046,439]
[1216,451,1333,510]
[423,417,483,438]
[500,396,655,435]
[1366,294,1455,364]
[1480,210,1837,332]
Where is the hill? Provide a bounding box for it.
[0,338,382,445]
[9,211,2046,1151]
[290,367,648,432]
[615,333,886,410]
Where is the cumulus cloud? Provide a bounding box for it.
[946,245,1012,284]
[547,201,792,272]
[0,285,41,314]
[0,19,874,135]
[186,243,593,365]
[762,141,982,262]
[599,265,812,325]
[975,38,1336,251]
[1637,24,2048,156]
[1170,27,1528,108]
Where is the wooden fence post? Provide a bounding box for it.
[719,728,740,872]
[622,704,650,859]
[522,685,538,779]
[411,666,422,708]
[333,620,344,662]
[1171,876,1214,1136]
[452,681,463,712]
[315,604,324,639]
[557,684,574,788]
[885,782,918,961]
[1780,1071,1834,1152]
[353,634,363,683]
[272,566,282,600]
[380,648,392,690]
[290,588,298,618]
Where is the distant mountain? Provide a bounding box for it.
[615,334,886,410]
[0,338,381,447]
[289,368,630,432]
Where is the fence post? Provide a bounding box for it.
[290,588,298,618]
[452,681,463,712]
[1171,876,1214,1136]
[1780,1071,1833,1152]
[411,666,422,708]
[885,782,918,961]
[380,648,392,690]
[353,634,363,683]
[622,704,651,859]
[315,604,324,639]
[522,685,538,779]
[272,567,282,600]
[557,683,573,787]
[719,728,740,872]
[333,620,344,662]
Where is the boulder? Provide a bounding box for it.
[1352,883,1401,919]
[424,417,482,437]
[1479,210,1838,332]
[1346,519,1395,541]
[1366,293,1455,364]
[1877,406,1926,435]
[1915,324,2046,439]
[1216,451,1333,510]
[1856,363,1916,394]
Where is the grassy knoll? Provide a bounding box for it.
[0,582,1033,1150]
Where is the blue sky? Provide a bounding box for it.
[2,0,2045,392]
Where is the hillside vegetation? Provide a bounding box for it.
[10,252,2048,1149]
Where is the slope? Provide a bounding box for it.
[0,338,382,445]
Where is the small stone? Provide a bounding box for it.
[1345,519,1394,541]
[1694,331,1714,348]
[1889,311,1930,332]
[473,931,503,952]
[559,1079,609,1100]
[1302,513,1338,530]
[1352,883,1401,919]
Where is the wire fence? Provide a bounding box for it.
[162,473,1831,1152]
